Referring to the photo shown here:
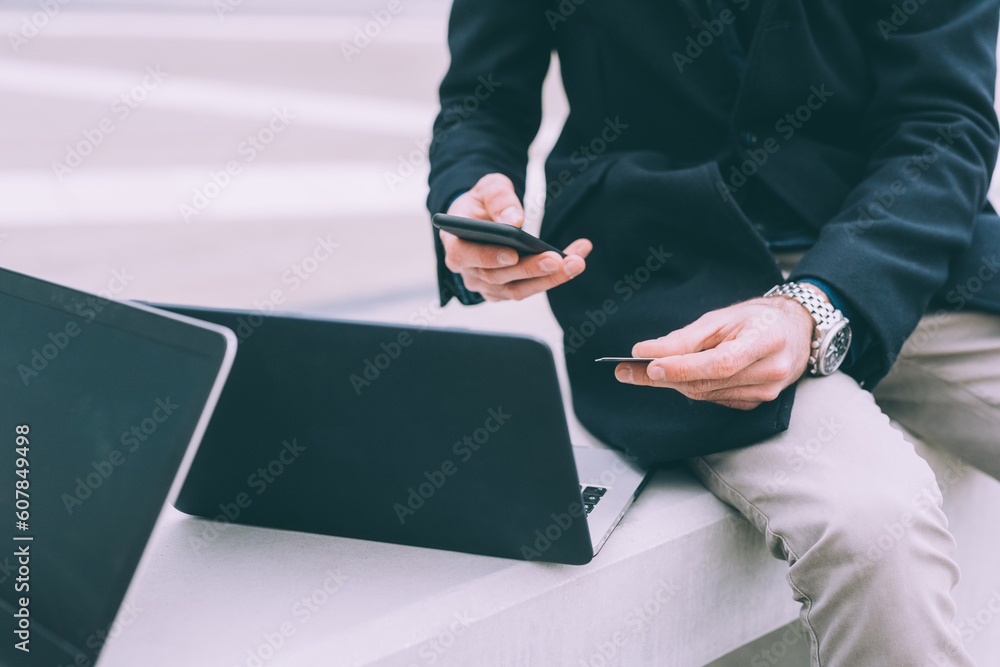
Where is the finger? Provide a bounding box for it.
[465,251,559,285]
[631,311,732,359]
[441,233,518,271]
[469,244,592,286]
[459,274,503,300]
[713,399,762,411]
[473,174,523,226]
[486,257,588,301]
[614,362,660,386]
[668,355,796,395]
[445,192,488,220]
[614,363,779,408]
[563,238,593,258]
[646,338,763,383]
[694,383,784,404]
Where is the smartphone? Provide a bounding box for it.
[432,213,566,258]
[594,358,656,363]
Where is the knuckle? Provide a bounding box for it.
[508,281,537,301]
[462,275,486,292]
[479,173,513,189]
[758,386,782,402]
[480,286,506,302]
[769,332,788,350]
[476,173,514,199]
[494,285,515,301]
[762,364,788,382]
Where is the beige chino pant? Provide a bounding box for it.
[687,254,1000,666]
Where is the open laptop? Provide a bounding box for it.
[0,268,236,666]
[159,305,651,566]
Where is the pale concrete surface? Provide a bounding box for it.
[1,4,999,666]
[100,469,805,667]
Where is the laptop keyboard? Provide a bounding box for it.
[581,485,607,515]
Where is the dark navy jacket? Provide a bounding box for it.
[427,0,1000,465]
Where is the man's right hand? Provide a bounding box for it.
[440,173,592,302]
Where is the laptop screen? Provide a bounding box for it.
[0,270,231,664]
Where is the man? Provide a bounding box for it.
[427,1,1000,664]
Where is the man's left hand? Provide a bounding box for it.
[614,294,818,410]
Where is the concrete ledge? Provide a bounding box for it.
[94,301,1000,667]
[97,430,1000,667]
[99,465,796,667]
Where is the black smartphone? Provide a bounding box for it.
[594,357,656,363]
[432,213,566,258]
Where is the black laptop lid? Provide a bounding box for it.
[0,269,233,664]
[165,306,595,565]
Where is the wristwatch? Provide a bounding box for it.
[764,282,852,376]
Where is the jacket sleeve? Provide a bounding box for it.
[426,0,554,306]
[789,0,1000,387]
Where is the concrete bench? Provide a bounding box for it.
[93,295,1000,666]
[96,430,1000,667]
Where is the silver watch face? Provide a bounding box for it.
[817,321,852,375]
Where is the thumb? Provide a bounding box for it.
[474,174,524,227]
